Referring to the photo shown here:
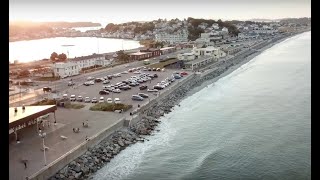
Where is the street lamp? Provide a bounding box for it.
[39,132,47,166]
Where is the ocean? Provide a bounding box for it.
[9,37,141,63]
[92,31,311,180]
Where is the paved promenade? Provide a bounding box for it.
[9,108,124,180]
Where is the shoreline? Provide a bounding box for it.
[44,31,309,180]
[9,37,142,64]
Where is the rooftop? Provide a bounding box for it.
[9,105,57,129]
[128,52,151,56]
[160,47,176,50]
[185,56,212,65]
[70,54,104,62]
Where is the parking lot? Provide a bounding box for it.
[63,68,190,110]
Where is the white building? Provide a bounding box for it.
[177,53,196,61]
[155,30,188,44]
[184,56,214,70]
[52,62,79,78]
[51,54,112,78]
[70,54,107,69]
[192,46,227,59]
[195,33,223,46]
[212,23,219,29]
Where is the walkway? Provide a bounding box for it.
[9,108,124,180]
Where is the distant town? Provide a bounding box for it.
[9,17,311,81]
[9,17,311,42]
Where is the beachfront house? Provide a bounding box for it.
[52,62,80,78]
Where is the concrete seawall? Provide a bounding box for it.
[29,118,126,180]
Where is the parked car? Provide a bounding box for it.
[107,75,112,80]
[138,93,149,98]
[180,72,188,76]
[99,97,105,103]
[132,95,144,101]
[153,85,164,90]
[84,97,91,103]
[99,90,109,95]
[87,77,94,81]
[113,89,121,93]
[173,74,182,79]
[83,82,90,86]
[152,68,157,71]
[89,81,95,85]
[68,81,75,86]
[133,71,141,74]
[119,85,131,90]
[156,68,161,71]
[91,97,98,103]
[106,98,113,103]
[122,71,129,74]
[103,80,110,84]
[139,85,148,90]
[95,78,103,83]
[70,95,76,101]
[153,74,158,78]
[43,87,52,92]
[77,96,83,102]
[114,98,121,104]
[147,89,158,92]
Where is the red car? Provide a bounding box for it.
[180,72,188,76]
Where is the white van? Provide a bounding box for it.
[63,94,68,99]
[99,97,105,103]
[114,98,121,104]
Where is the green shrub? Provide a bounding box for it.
[31,99,56,106]
[90,103,132,112]
[64,103,85,109]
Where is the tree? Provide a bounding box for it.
[18,69,30,78]
[50,52,58,62]
[58,53,67,61]
[116,50,129,63]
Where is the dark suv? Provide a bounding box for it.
[99,90,109,95]
[139,85,148,90]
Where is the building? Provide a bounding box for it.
[140,48,161,58]
[184,56,214,70]
[160,47,176,55]
[52,62,79,78]
[70,54,106,69]
[177,53,196,61]
[224,45,243,55]
[128,52,152,61]
[253,26,278,34]
[155,30,188,44]
[195,33,224,46]
[192,46,227,59]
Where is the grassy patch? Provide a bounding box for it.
[90,103,132,112]
[31,99,56,106]
[64,103,85,109]
[34,77,60,81]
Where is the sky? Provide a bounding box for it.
[9,0,311,25]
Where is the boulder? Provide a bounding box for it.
[74,172,82,179]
